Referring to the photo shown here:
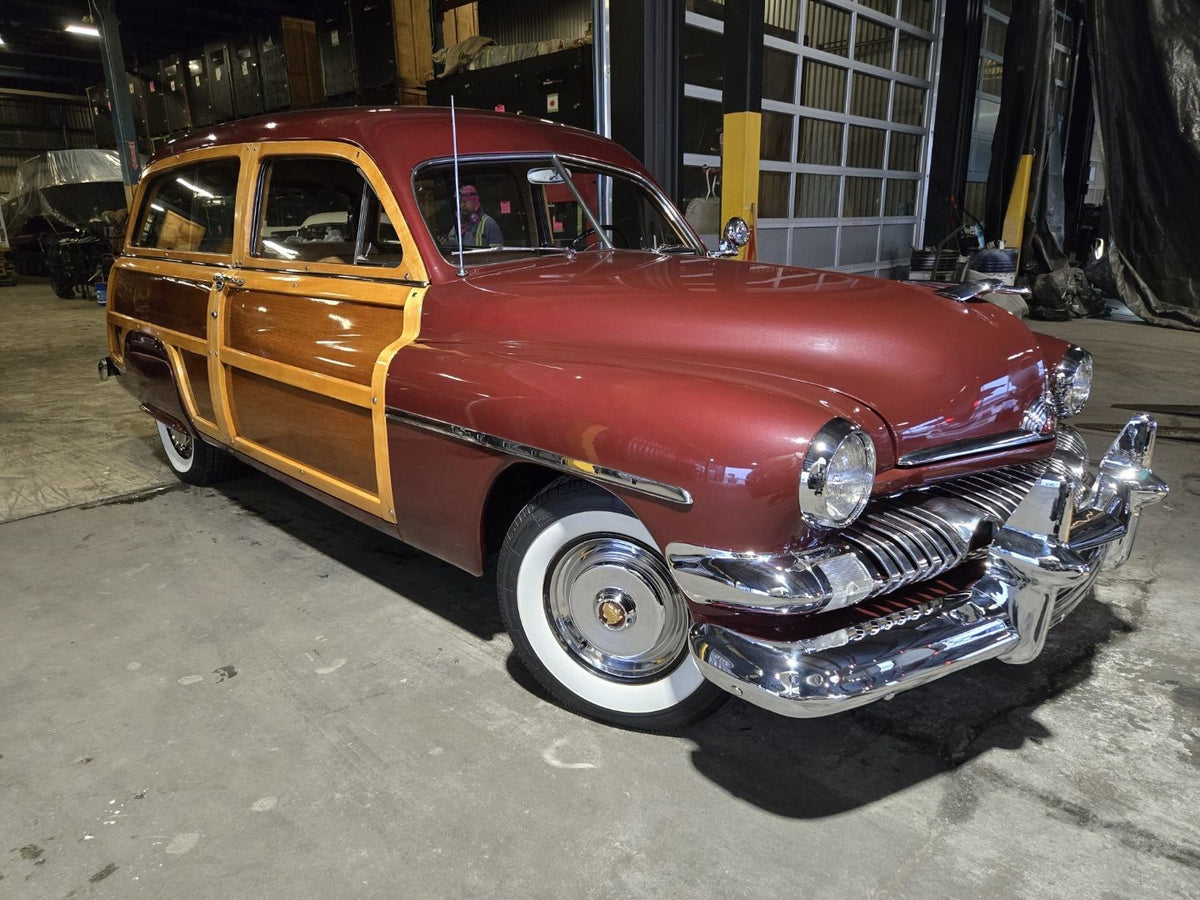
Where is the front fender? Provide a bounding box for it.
[384,341,891,567]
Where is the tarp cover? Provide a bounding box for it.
[1,149,126,236]
[1091,0,1200,330]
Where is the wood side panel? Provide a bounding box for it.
[225,289,406,386]
[109,267,210,339]
[182,350,215,422]
[229,370,377,492]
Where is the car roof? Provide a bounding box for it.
[154,106,640,174]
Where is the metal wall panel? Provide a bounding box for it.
[477,0,591,45]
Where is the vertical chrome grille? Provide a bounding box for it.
[835,456,1051,599]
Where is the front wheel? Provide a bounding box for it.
[497,480,726,731]
[156,421,237,486]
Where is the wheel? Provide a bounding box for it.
[156,421,237,486]
[497,479,727,730]
[51,274,76,299]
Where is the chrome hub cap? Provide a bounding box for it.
[546,537,688,681]
[167,426,194,459]
[595,588,636,630]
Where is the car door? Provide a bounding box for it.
[211,142,429,524]
[108,151,243,439]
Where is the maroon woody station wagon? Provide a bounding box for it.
[101,107,1168,729]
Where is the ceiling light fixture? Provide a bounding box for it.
[65,24,100,38]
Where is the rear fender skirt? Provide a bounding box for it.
[122,331,192,434]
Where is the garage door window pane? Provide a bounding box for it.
[985,18,1007,56]
[683,25,724,91]
[980,58,1004,96]
[892,83,925,125]
[900,0,933,30]
[802,60,847,112]
[759,171,791,218]
[763,47,796,102]
[855,18,894,68]
[847,125,886,169]
[796,174,840,218]
[805,2,851,56]
[682,97,723,155]
[888,131,920,171]
[859,0,895,16]
[896,33,930,78]
[798,118,843,165]
[885,178,917,216]
[133,158,240,253]
[761,110,793,162]
[850,72,890,120]
[844,176,882,216]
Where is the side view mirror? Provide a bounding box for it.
[709,217,751,258]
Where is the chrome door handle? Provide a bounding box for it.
[213,273,244,291]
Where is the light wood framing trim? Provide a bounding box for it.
[249,139,429,285]
[230,435,381,512]
[107,310,208,356]
[220,348,373,409]
[370,286,427,523]
[123,144,254,266]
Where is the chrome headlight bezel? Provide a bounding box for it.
[1051,346,1093,417]
[799,419,877,529]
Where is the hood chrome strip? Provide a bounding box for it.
[385,407,693,506]
[897,429,1054,467]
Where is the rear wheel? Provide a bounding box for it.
[156,421,237,486]
[498,479,726,730]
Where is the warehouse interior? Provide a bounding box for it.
[1,1,1197,896]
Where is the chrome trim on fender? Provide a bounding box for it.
[684,415,1167,718]
[897,428,1053,467]
[385,407,693,507]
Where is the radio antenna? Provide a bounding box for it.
[450,96,466,277]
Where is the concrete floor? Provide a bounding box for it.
[1,278,1198,898]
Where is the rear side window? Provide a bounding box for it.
[134,158,240,254]
[252,156,402,267]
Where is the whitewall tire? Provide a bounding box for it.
[156,421,237,486]
[497,479,726,730]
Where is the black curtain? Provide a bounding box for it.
[1090,0,1200,330]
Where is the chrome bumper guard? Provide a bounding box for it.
[669,416,1168,718]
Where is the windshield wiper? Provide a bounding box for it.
[654,243,700,255]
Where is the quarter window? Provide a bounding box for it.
[134,158,240,254]
[253,156,402,266]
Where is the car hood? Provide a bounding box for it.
[421,252,1050,462]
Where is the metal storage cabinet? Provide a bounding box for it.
[205,41,236,123]
[184,53,213,127]
[143,64,170,137]
[520,46,593,130]
[258,33,291,111]
[158,54,192,133]
[231,37,265,118]
[87,84,114,149]
[318,6,357,97]
[426,63,526,116]
[350,0,396,91]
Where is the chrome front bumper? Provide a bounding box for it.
[669,415,1168,719]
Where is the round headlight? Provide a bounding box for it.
[1052,347,1093,417]
[799,419,876,528]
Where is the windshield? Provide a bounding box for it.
[414,157,699,267]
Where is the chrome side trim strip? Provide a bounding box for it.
[385,407,693,507]
[897,428,1053,467]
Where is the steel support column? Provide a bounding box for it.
[721,0,762,261]
[93,0,141,206]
